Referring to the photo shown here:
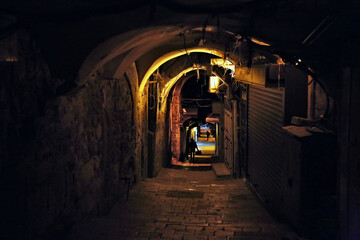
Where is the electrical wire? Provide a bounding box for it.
[182,32,189,56]
[196,101,212,107]
[148,94,156,110]
[181,98,212,108]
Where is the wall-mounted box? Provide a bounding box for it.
[234,64,285,87]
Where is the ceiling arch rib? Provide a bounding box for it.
[78,23,280,100]
[160,66,208,110]
[139,47,236,94]
[78,24,243,85]
[77,26,187,84]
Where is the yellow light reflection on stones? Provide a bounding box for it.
[139,47,228,95]
[210,58,235,73]
[159,66,206,111]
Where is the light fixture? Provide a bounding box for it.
[209,76,220,93]
[0,57,17,62]
[210,58,235,74]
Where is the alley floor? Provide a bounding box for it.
[68,168,297,240]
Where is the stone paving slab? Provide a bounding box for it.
[68,168,297,240]
[212,163,231,177]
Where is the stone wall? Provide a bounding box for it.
[0,31,57,238]
[125,63,144,181]
[0,31,56,178]
[28,72,136,238]
[0,31,138,239]
[170,95,181,160]
[155,100,171,173]
[169,77,189,162]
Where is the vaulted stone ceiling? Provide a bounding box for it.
[1,0,359,96]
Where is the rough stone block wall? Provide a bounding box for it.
[171,96,181,160]
[137,86,148,179]
[0,31,58,238]
[125,63,144,181]
[0,31,56,174]
[155,102,170,173]
[28,74,136,238]
[0,31,138,239]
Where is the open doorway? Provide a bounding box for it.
[196,123,216,155]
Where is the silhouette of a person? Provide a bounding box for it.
[206,131,210,141]
[189,138,199,163]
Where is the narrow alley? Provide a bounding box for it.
[1,2,360,240]
[68,168,292,240]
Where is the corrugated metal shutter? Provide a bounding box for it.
[248,86,284,211]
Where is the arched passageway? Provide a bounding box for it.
[47,25,339,238]
[1,2,360,240]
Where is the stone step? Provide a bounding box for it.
[212,163,231,177]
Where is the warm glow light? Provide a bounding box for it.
[139,47,231,94]
[276,57,285,65]
[209,76,220,93]
[160,66,207,111]
[192,26,217,32]
[250,37,271,46]
[1,57,17,62]
[210,58,235,74]
[191,127,198,142]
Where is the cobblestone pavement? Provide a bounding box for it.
[69,168,294,240]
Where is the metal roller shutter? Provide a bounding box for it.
[248,86,284,211]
